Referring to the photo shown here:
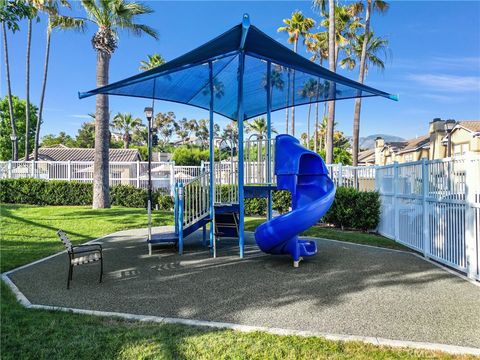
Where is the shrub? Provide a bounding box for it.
[172,146,210,166]
[0,178,174,209]
[324,186,380,231]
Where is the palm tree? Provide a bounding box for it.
[261,65,284,118]
[1,0,32,160]
[246,117,276,139]
[326,0,336,164]
[33,0,85,161]
[111,112,143,149]
[78,0,158,208]
[139,53,165,71]
[278,11,315,136]
[351,0,389,166]
[298,78,318,149]
[305,31,328,152]
[24,12,34,160]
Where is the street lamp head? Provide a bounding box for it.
[144,107,153,120]
[10,134,17,141]
[445,119,456,133]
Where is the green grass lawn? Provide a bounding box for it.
[0,204,173,272]
[244,217,408,251]
[3,204,457,359]
[1,281,469,360]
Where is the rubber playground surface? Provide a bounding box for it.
[8,227,480,349]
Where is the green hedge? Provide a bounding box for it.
[0,178,173,210]
[324,187,380,231]
[0,179,379,231]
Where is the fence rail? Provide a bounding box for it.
[0,160,202,195]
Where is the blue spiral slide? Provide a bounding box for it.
[255,135,336,267]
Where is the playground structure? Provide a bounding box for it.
[80,14,396,266]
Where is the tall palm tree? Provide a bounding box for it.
[278,11,315,136]
[261,65,284,117]
[33,0,85,160]
[78,0,158,208]
[305,31,328,152]
[1,0,32,160]
[299,78,318,149]
[2,22,18,160]
[111,112,143,149]
[139,53,165,71]
[326,0,336,164]
[24,14,33,160]
[351,0,389,166]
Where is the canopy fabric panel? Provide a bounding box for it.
[79,16,396,120]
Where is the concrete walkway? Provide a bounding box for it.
[8,227,480,349]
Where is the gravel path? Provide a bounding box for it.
[9,226,480,348]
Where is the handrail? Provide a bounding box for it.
[178,171,210,229]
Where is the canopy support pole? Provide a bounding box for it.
[237,51,246,259]
[266,61,273,221]
[208,61,216,258]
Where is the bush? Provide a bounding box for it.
[172,146,210,166]
[0,178,174,209]
[324,186,380,231]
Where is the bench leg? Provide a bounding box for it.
[67,264,72,289]
[99,257,103,283]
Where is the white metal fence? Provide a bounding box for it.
[0,160,202,195]
[376,156,479,280]
[2,157,478,280]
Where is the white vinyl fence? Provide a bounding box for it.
[0,161,202,195]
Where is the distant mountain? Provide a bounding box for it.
[346,134,406,150]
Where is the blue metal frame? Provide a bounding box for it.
[237,15,249,258]
[266,61,273,221]
[208,60,216,256]
[178,182,184,255]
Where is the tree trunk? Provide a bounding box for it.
[25,18,32,160]
[307,102,311,150]
[352,0,372,166]
[326,0,336,164]
[93,50,111,209]
[291,38,298,137]
[2,22,17,160]
[35,21,52,161]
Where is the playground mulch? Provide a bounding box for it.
[7,227,480,349]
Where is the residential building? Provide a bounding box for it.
[374,119,480,165]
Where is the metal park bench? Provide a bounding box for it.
[57,230,103,289]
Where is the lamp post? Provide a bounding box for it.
[10,134,17,160]
[144,107,154,243]
[445,119,456,158]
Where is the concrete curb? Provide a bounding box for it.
[2,228,479,355]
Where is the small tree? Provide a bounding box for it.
[0,96,37,160]
[111,112,142,149]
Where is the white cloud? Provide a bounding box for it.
[407,73,480,92]
[70,114,92,119]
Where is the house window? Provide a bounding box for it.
[403,153,414,163]
[453,143,469,157]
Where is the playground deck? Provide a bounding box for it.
[7,227,480,349]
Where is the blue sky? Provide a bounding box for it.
[2,0,480,141]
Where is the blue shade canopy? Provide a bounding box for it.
[79,14,397,120]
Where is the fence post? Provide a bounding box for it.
[31,160,35,178]
[8,160,12,178]
[338,163,343,187]
[67,160,71,181]
[422,158,430,258]
[170,161,175,196]
[393,161,400,242]
[136,160,140,188]
[464,154,478,279]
